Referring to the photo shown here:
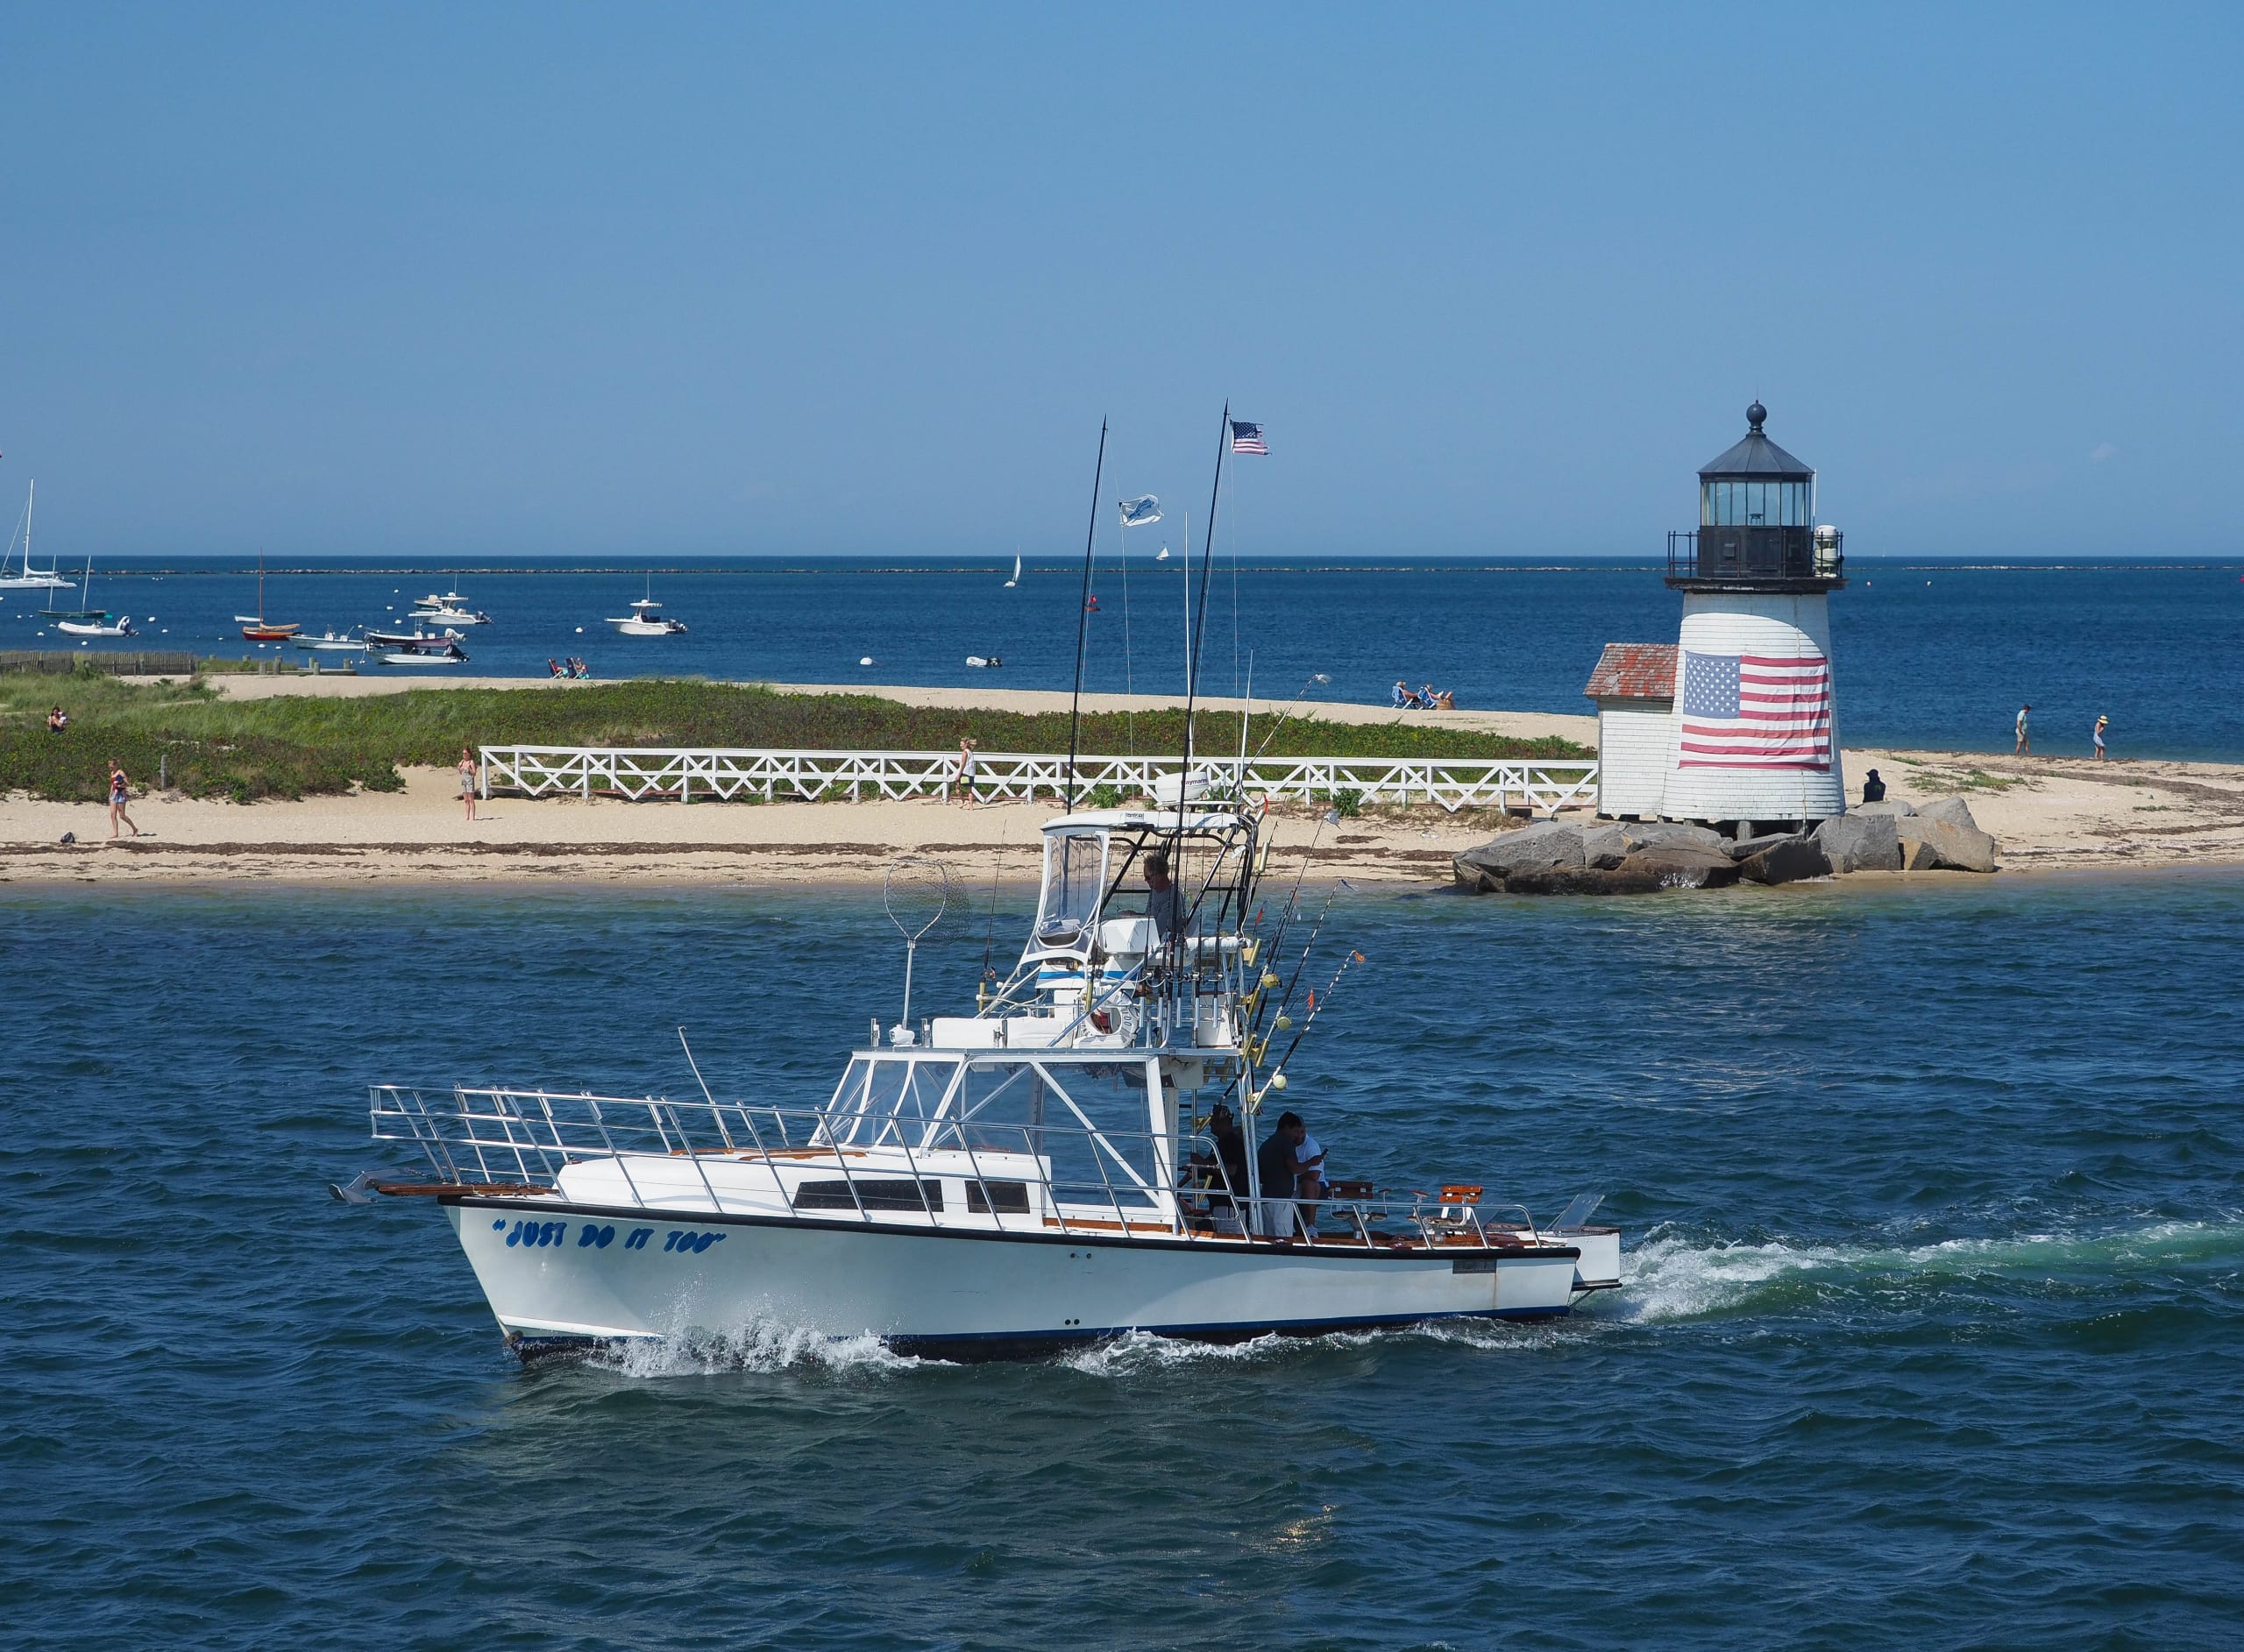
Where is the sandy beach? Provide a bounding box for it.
[8,684,2242,885]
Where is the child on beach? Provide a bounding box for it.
[458,748,479,821]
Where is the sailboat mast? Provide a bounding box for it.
[1063,419,1109,813]
[25,480,32,576]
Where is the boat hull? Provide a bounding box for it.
[441,1196,1583,1359]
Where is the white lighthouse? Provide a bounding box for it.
[1657,402,1847,830]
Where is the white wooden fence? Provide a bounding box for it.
[478,746,1599,815]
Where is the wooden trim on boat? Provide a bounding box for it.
[375,1181,554,1199]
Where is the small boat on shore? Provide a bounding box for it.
[350,802,1618,1361]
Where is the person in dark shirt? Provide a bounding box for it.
[1862,769,1885,804]
[1258,1111,1331,1238]
[1206,1102,1249,1199]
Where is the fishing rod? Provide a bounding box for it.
[1062,418,1109,813]
[1245,874,1353,1065]
[1242,809,1339,1013]
[1246,671,1333,767]
[1258,948,1369,1095]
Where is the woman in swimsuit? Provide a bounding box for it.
[458,748,479,821]
[108,760,139,840]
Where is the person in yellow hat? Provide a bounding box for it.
[2093,714,2108,761]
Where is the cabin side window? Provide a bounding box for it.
[792,1178,944,1212]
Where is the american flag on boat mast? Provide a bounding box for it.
[1228,421,1268,455]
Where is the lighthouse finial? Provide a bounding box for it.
[1747,400,1767,433]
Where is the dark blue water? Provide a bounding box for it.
[10,876,2242,1648]
[15,556,2244,760]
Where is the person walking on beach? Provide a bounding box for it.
[949,736,979,806]
[458,747,479,821]
[2093,714,2108,761]
[107,759,138,840]
[2015,704,2032,755]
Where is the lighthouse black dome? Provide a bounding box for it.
[1666,401,1842,592]
[1700,401,1814,479]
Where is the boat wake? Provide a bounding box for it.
[1621,1217,2244,1323]
[588,1321,926,1379]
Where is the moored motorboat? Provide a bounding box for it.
[605,596,686,636]
[408,590,492,626]
[294,629,367,651]
[351,803,1620,1360]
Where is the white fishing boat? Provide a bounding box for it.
[294,629,367,651]
[0,482,75,591]
[604,596,687,636]
[408,590,492,626]
[351,804,1620,1361]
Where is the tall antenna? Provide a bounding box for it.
[1063,418,1109,812]
[1177,401,1230,838]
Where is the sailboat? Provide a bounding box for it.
[1003,552,1020,588]
[240,551,301,640]
[603,574,687,636]
[53,552,136,637]
[0,482,76,591]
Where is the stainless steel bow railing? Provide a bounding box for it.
[368,1085,1545,1252]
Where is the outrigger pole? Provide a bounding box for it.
[1063,419,1109,813]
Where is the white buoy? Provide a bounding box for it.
[575,626,584,634]
[859,656,875,666]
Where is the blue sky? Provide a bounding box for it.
[2,4,2237,559]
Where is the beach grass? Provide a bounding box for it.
[1,671,1590,802]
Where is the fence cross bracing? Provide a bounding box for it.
[478,746,1599,815]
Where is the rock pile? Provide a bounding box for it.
[1454,797,1999,896]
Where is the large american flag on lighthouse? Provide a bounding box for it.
[1678,650,1833,769]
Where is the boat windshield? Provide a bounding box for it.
[1034,832,1107,950]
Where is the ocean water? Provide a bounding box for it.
[8,873,2242,1648]
[15,555,2244,760]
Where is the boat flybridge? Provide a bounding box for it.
[350,801,1620,1360]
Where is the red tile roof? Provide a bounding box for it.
[1583,642,1678,701]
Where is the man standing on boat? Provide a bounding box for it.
[1258,1111,1315,1239]
[1143,850,1184,941]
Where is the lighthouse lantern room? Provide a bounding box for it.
[1656,402,1848,830]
